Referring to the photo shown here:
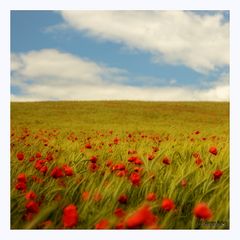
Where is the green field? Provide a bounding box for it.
[11,101,229,229]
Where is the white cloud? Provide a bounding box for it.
[11,49,126,86]
[59,11,229,73]
[11,49,229,102]
[11,83,229,102]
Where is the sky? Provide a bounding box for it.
[11,10,229,101]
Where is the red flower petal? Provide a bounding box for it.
[62,204,78,228]
[193,202,212,220]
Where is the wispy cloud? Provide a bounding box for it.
[11,49,229,102]
[59,11,229,73]
[11,49,127,86]
[11,84,229,102]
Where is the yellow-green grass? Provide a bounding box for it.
[11,101,229,229]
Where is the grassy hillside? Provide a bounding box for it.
[10,101,229,229]
[11,101,229,133]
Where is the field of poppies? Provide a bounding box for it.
[11,101,229,229]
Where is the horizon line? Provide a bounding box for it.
[10,99,230,103]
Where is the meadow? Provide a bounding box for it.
[10,101,229,229]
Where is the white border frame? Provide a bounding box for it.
[1,1,239,239]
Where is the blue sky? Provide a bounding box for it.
[11,10,229,101]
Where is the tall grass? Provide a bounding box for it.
[11,101,229,229]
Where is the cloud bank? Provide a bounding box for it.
[11,49,229,102]
[60,11,229,73]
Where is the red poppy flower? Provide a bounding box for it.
[15,182,27,191]
[34,160,42,170]
[112,163,125,171]
[118,194,128,204]
[128,133,132,138]
[133,167,143,173]
[181,179,187,187]
[116,170,127,177]
[50,166,64,178]
[62,204,78,228]
[106,160,113,167]
[126,211,145,229]
[93,192,102,202]
[17,173,27,183]
[128,156,137,163]
[82,191,89,201]
[25,191,37,200]
[89,163,99,172]
[162,157,171,165]
[193,202,212,220]
[95,219,109,229]
[194,131,200,135]
[31,175,38,182]
[108,164,115,172]
[146,192,157,201]
[40,165,48,174]
[130,172,141,186]
[134,158,143,165]
[114,208,125,218]
[31,175,43,184]
[17,152,24,161]
[25,201,39,214]
[62,164,74,176]
[195,157,203,167]
[90,155,97,163]
[148,154,155,160]
[35,159,46,170]
[29,156,35,162]
[128,149,137,154]
[192,152,200,158]
[213,170,223,181]
[35,152,42,158]
[126,205,157,229]
[152,146,159,152]
[85,143,92,149]
[209,146,218,155]
[113,137,119,144]
[161,198,175,211]
[46,153,53,161]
